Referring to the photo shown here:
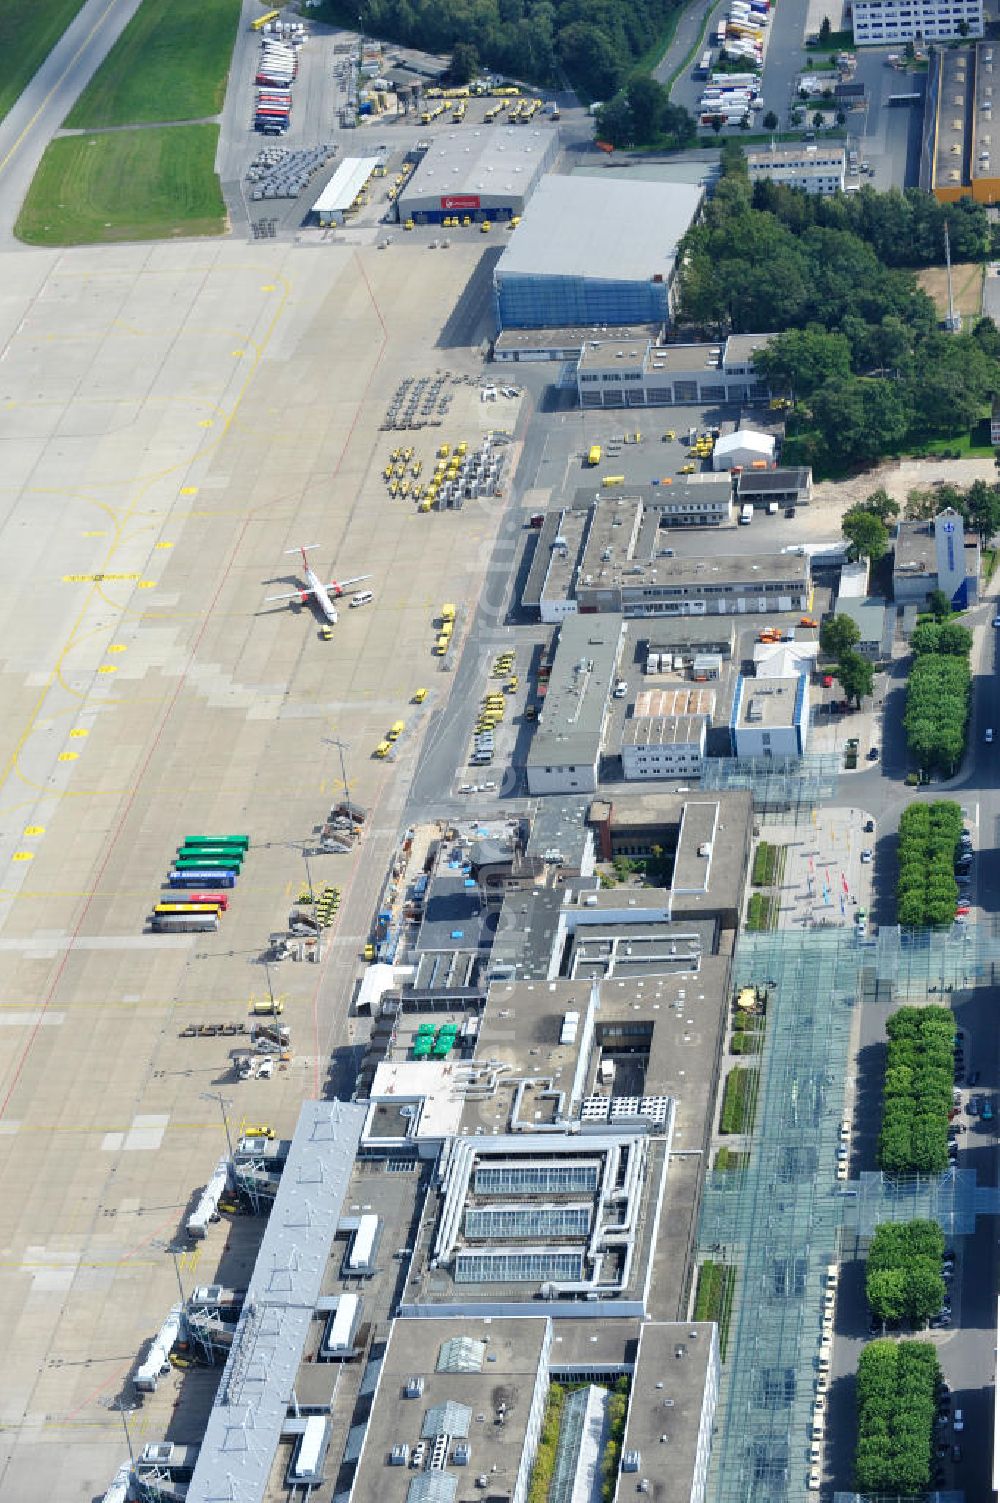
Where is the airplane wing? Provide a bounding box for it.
[327,573,371,591]
[265,586,314,603]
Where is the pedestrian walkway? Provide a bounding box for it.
[762,807,875,933]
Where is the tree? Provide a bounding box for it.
[710,114,724,134]
[626,75,665,144]
[594,93,632,147]
[819,613,860,659]
[812,111,824,129]
[937,620,973,656]
[819,15,832,39]
[754,328,852,399]
[842,507,889,563]
[862,487,899,522]
[450,41,479,83]
[763,109,778,130]
[836,109,847,125]
[927,588,952,620]
[965,478,1000,542]
[836,649,875,705]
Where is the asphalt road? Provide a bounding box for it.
[0,0,146,246]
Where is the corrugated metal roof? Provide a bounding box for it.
[494,176,703,285]
[313,157,380,214]
[185,1100,366,1503]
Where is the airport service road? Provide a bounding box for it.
[0,236,507,1499]
[0,0,148,246]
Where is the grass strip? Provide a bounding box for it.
[65,0,242,126]
[17,126,226,245]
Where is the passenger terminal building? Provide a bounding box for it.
[493,176,704,330]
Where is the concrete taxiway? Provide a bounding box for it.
[0,236,505,1498]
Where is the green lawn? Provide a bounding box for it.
[0,0,91,125]
[65,0,243,126]
[16,126,226,245]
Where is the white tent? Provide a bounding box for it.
[713,429,775,471]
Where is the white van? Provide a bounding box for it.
[351,590,374,607]
[739,503,753,525]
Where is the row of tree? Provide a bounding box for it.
[749,181,992,269]
[327,0,684,99]
[906,476,1000,543]
[855,1339,941,1494]
[866,1220,946,1326]
[897,800,963,928]
[904,643,971,778]
[878,1004,955,1174]
[675,174,1000,472]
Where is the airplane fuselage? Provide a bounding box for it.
[305,567,338,623]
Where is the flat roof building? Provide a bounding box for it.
[494,177,704,331]
[730,674,809,758]
[620,689,711,781]
[350,1318,551,1503]
[893,510,981,606]
[736,467,812,508]
[577,332,774,408]
[573,520,810,617]
[854,0,981,44]
[494,323,662,364]
[746,144,846,193]
[399,127,557,225]
[526,615,623,795]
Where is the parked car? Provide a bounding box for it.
[861,849,873,863]
[983,1099,994,1122]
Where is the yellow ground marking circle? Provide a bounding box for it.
[69,728,88,739]
[12,852,34,861]
[23,826,44,836]
[57,752,78,762]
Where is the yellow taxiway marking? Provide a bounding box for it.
[62,572,140,583]
[69,729,88,739]
[198,419,214,428]
[23,826,44,837]
[11,852,33,862]
[107,644,126,654]
[0,273,292,811]
[154,541,173,549]
[81,530,107,537]
[97,665,117,675]
[179,486,198,496]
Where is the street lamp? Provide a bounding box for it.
[201,1091,235,1159]
[114,1401,136,1466]
[325,736,351,802]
